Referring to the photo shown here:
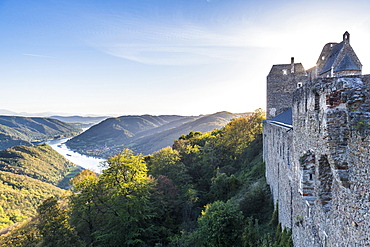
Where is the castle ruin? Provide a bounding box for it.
[263,32,370,246]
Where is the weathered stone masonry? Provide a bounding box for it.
[264,109,294,229]
[266,58,307,119]
[264,32,370,246]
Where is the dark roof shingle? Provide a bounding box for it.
[334,54,361,72]
[320,42,344,74]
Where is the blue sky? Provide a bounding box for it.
[1,0,370,116]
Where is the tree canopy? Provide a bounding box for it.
[0,109,293,247]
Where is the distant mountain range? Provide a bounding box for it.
[0,115,81,150]
[0,109,109,129]
[49,116,108,129]
[66,111,250,156]
[0,109,74,117]
[0,109,109,118]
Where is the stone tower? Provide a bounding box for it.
[266,57,307,119]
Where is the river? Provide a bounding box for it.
[45,138,106,173]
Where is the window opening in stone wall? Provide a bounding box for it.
[299,151,315,204]
[314,93,320,111]
[305,98,308,112]
[335,161,350,188]
[297,82,302,88]
[318,155,333,213]
[282,69,288,75]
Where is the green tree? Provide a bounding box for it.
[220,109,265,158]
[239,181,272,221]
[96,150,153,246]
[146,175,183,245]
[194,200,244,247]
[209,170,241,202]
[37,197,82,247]
[242,217,261,247]
[146,147,190,187]
[70,149,154,246]
[69,169,100,245]
[99,149,149,195]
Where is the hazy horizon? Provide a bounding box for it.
[0,108,250,118]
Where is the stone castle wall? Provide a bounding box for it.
[263,120,293,229]
[264,75,370,246]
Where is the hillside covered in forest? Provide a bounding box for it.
[0,109,293,247]
[0,144,81,229]
[0,116,81,150]
[67,111,249,156]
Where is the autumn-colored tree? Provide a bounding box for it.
[219,108,265,157]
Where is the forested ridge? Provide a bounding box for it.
[66,111,248,156]
[0,144,81,229]
[0,116,81,150]
[0,109,292,246]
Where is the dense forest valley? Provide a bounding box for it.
[0,110,292,246]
